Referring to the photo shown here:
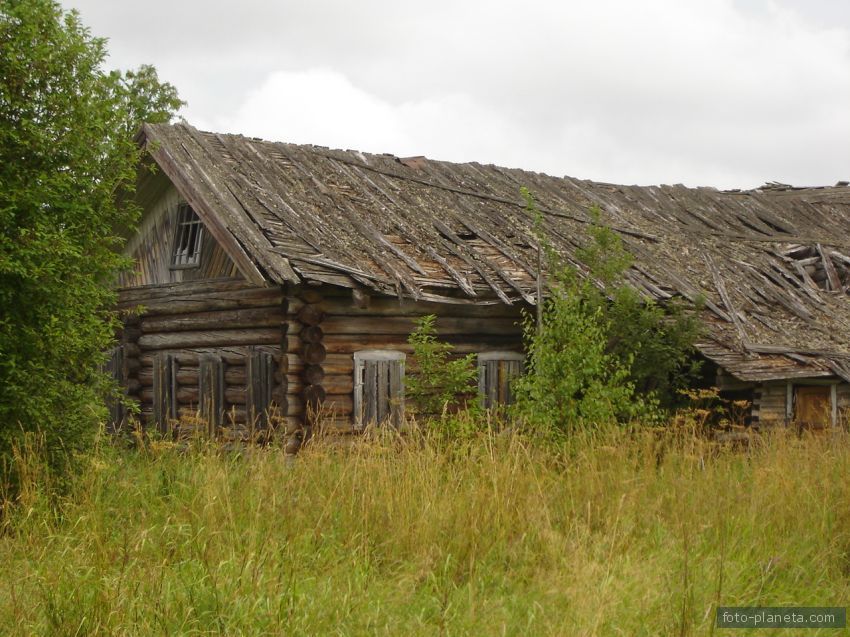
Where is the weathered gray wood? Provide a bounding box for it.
[320,315,519,336]
[199,354,224,433]
[389,358,405,426]
[138,328,280,350]
[817,244,842,291]
[303,384,326,408]
[376,360,388,423]
[364,361,377,424]
[477,351,524,408]
[140,347,278,367]
[303,364,325,385]
[317,375,352,394]
[300,326,324,343]
[297,304,324,326]
[141,307,282,333]
[246,348,275,427]
[118,277,259,303]
[303,343,327,364]
[152,353,177,432]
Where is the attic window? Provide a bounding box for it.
[171,203,204,268]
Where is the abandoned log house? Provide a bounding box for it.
[111,122,850,440]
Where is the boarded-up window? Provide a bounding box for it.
[153,353,177,431]
[170,203,204,268]
[793,384,834,431]
[478,351,524,409]
[199,354,224,432]
[354,350,405,428]
[247,348,275,427]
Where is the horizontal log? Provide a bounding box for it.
[138,365,256,389]
[141,307,285,333]
[120,287,284,315]
[285,396,304,417]
[118,278,264,302]
[321,335,520,354]
[138,329,280,351]
[138,366,193,387]
[320,394,354,415]
[321,316,521,336]
[322,374,354,394]
[319,295,524,318]
[139,386,248,406]
[287,353,352,376]
[139,347,279,367]
[286,373,353,397]
[295,287,323,304]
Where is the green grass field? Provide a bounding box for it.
[2,426,849,635]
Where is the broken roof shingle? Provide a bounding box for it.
[140,122,850,382]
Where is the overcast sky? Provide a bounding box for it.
[62,0,850,189]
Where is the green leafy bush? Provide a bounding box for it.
[0,0,182,493]
[512,189,701,436]
[406,315,478,416]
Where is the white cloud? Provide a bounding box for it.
[67,0,850,188]
[205,69,528,164]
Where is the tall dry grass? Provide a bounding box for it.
[1,425,849,635]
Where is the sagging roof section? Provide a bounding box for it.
[139,123,850,382]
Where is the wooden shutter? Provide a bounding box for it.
[247,348,275,428]
[153,353,177,431]
[199,354,224,433]
[354,351,405,428]
[388,357,405,426]
[478,352,524,409]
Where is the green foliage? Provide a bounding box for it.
[0,0,183,492]
[512,190,701,435]
[577,207,703,404]
[406,315,478,416]
[512,277,653,433]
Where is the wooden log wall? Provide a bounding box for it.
[754,380,850,428]
[280,286,328,451]
[283,285,526,431]
[754,381,788,426]
[118,278,287,440]
[104,315,143,431]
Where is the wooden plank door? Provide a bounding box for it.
[795,385,831,432]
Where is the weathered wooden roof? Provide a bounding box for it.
[140,123,850,382]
